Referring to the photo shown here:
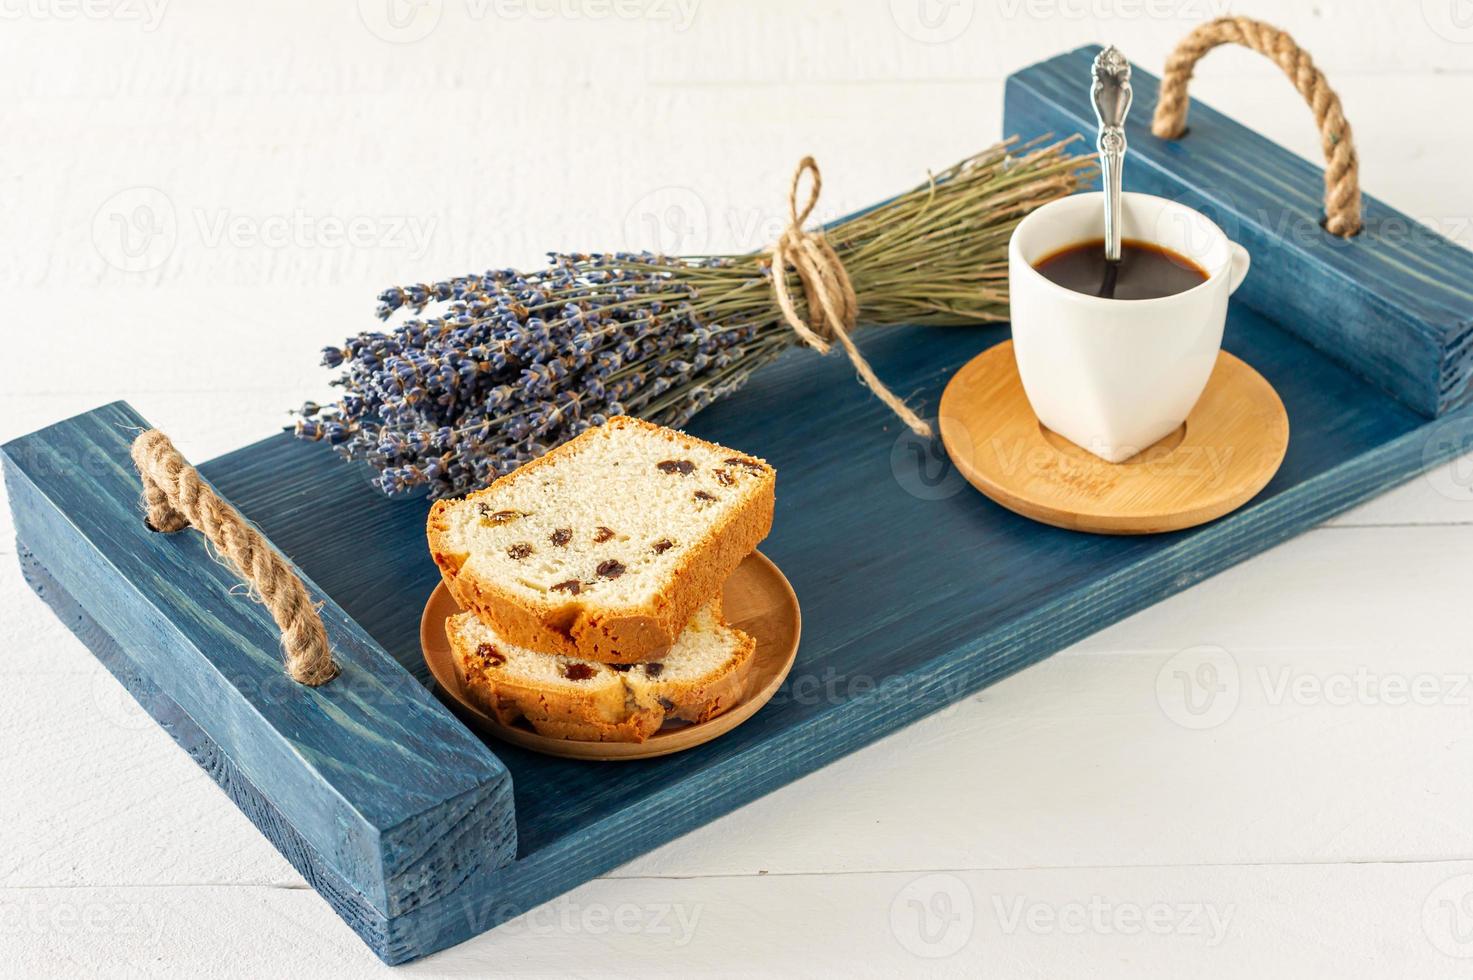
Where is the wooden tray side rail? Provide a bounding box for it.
[0,402,519,963]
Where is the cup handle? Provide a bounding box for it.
[1227,242,1251,294]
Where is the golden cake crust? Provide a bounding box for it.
[446,601,756,743]
[428,417,775,663]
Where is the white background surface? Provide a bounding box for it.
[4,1,1473,976]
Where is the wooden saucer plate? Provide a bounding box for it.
[938,340,1289,535]
[421,551,801,760]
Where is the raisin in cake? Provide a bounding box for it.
[428,416,775,662]
[447,600,757,742]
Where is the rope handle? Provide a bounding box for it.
[131,430,339,686]
[1151,16,1362,237]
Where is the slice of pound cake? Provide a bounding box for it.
[447,600,758,742]
[428,416,775,662]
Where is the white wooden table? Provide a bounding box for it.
[5,2,1473,975]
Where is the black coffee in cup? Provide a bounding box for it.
[1033,238,1207,300]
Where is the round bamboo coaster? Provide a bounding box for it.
[422,551,801,761]
[938,340,1288,535]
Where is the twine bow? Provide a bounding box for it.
[769,157,933,437]
[131,430,339,687]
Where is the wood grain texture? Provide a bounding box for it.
[1,403,519,963]
[939,343,1288,534]
[15,292,1473,962]
[16,549,395,954]
[1006,46,1473,419]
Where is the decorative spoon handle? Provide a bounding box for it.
[1091,46,1133,263]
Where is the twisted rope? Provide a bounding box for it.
[1151,16,1362,237]
[131,430,339,686]
[769,157,933,437]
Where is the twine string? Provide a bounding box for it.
[1151,16,1362,237]
[770,157,933,437]
[131,430,339,687]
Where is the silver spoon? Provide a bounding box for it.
[1090,45,1132,298]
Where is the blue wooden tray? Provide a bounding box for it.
[7,47,1473,965]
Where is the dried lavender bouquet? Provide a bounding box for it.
[296,137,1091,498]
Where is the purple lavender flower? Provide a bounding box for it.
[296,138,1091,497]
[296,251,783,497]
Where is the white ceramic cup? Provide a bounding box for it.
[1007,191,1251,463]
